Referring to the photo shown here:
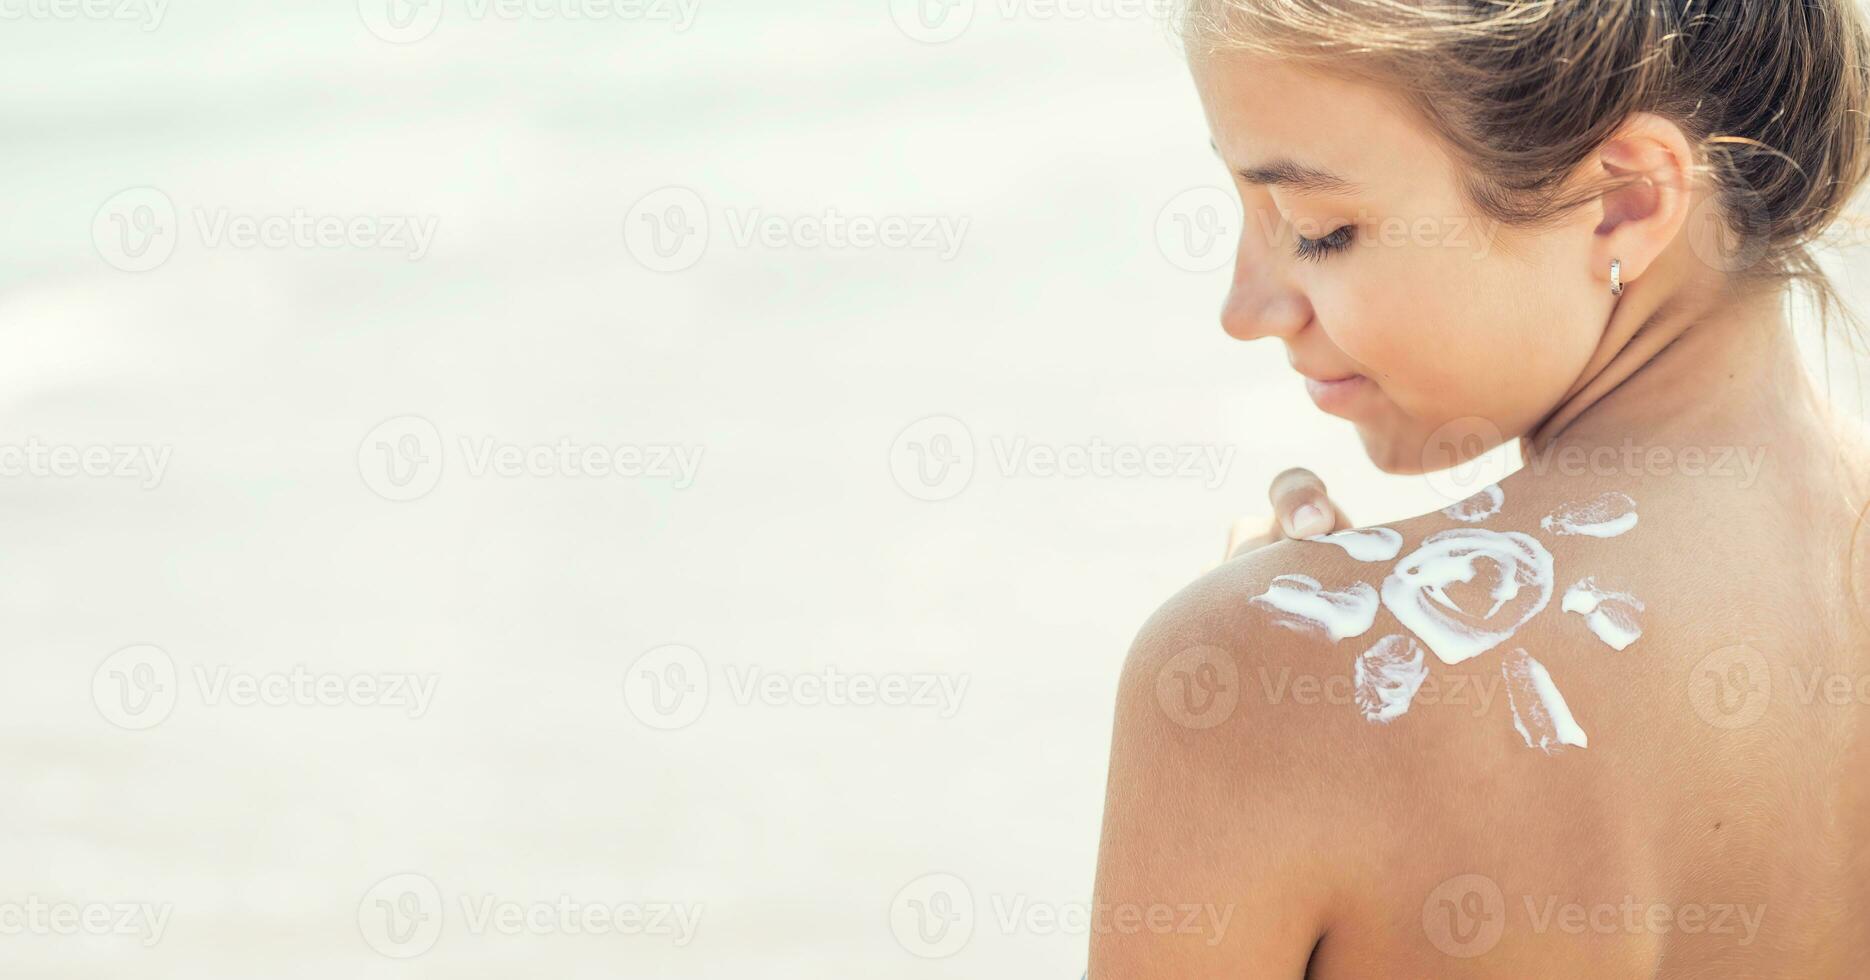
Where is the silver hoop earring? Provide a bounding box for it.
[1610,258,1624,297]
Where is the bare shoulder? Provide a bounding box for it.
[1092,481,1659,974]
[1092,520,1503,976]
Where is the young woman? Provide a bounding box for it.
[1091,1,1870,976]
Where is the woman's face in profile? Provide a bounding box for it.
[1191,53,1609,472]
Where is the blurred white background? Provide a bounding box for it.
[0,1,1864,977]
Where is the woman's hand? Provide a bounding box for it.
[1223,467,1352,560]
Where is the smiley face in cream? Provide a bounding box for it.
[1379,529,1556,665]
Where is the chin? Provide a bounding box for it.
[1354,425,1432,476]
[1356,408,1519,478]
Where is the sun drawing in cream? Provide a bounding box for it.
[1307,527,1404,562]
[1250,485,1639,751]
[1249,575,1379,643]
[1561,577,1645,650]
[1541,491,1639,538]
[1501,648,1588,753]
[1379,529,1556,665]
[1354,634,1428,723]
[1442,484,1505,523]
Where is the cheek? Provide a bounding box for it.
[1315,245,1596,436]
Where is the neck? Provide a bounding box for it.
[1522,276,1822,466]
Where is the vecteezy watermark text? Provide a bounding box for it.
[357,416,703,502]
[1422,874,1766,958]
[358,873,702,958]
[0,439,171,489]
[92,645,441,731]
[623,187,969,272]
[889,415,1235,502]
[888,872,1235,959]
[889,0,1176,44]
[0,898,172,947]
[359,0,701,43]
[621,645,969,731]
[0,0,165,30]
[93,187,440,273]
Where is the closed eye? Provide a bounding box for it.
[1295,225,1354,262]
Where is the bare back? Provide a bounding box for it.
[1310,459,1870,976]
[1093,432,1870,978]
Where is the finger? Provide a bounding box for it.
[1268,467,1339,539]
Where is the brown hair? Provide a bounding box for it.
[1179,0,1870,341]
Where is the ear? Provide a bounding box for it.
[1591,112,1695,288]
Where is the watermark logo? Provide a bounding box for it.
[889,0,1172,43]
[359,873,700,955]
[623,187,970,272]
[622,645,969,729]
[359,873,445,958]
[888,0,973,43]
[92,644,178,731]
[1156,187,1238,273]
[1689,644,1772,730]
[1422,873,1766,956]
[93,187,177,273]
[92,188,440,272]
[1416,416,1771,500]
[1687,644,1870,726]
[888,876,1235,958]
[358,415,445,502]
[1420,416,1513,504]
[1252,665,1503,718]
[624,186,710,273]
[888,415,1234,501]
[890,873,974,958]
[1685,179,1771,277]
[91,645,441,731]
[1423,873,1506,958]
[724,666,967,718]
[889,415,974,502]
[360,0,699,42]
[622,643,709,730]
[358,0,443,42]
[1154,644,1238,730]
[1520,440,1768,488]
[356,416,703,502]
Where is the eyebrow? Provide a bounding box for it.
[1210,141,1362,196]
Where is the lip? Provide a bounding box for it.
[1302,373,1371,416]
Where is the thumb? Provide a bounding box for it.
[1269,467,1341,539]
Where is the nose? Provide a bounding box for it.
[1218,219,1310,343]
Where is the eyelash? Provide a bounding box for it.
[1294,225,1354,262]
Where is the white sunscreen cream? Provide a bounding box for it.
[1561,577,1645,651]
[1380,529,1555,665]
[1250,574,1379,643]
[1442,484,1505,523]
[1308,527,1404,562]
[1540,491,1638,538]
[1354,634,1429,724]
[1501,648,1588,753]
